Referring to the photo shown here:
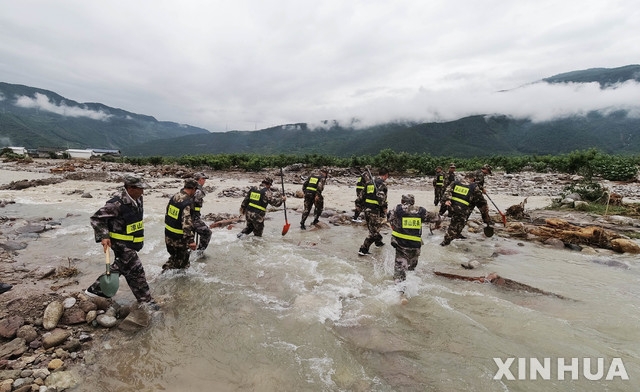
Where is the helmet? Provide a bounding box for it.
[401,194,415,205]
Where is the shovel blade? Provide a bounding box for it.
[99,272,120,298]
[483,226,495,238]
[282,222,291,236]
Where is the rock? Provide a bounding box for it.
[543,237,565,249]
[77,299,97,313]
[81,192,93,198]
[560,198,575,206]
[0,338,27,359]
[85,310,97,324]
[118,309,150,331]
[16,325,38,343]
[47,358,64,371]
[42,329,71,349]
[60,307,86,325]
[574,201,589,210]
[88,296,111,311]
[0,240,28,251]
[32,266,57,280]
[14,224,47,234]
[610,238,640,254]
[44,370,80,390]
[0,316,25,339]
[0,380,12,392]
[42,301,64,330]
[96,314,117,328]
[32,368,50,380]
[62,297,76,309]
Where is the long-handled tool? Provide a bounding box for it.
[280,167,291,236]
[99,248,119,297]
[485,193,507,226]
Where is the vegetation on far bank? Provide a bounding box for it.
[3,147,639,181]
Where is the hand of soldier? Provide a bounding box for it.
[188,241,197,251]
[445,200,451,206]
[101,238,111,252]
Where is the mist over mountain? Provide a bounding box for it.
[0,82,209,150]
[1,65,639,157]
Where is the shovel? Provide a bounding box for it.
[483,225,495,238]
[99,249,119,297]
[280,167,291,236]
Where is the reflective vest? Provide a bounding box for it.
[165,194,192,240]
[247,187,269,213]
[192,187,205,217]
[304,175,322,193]
[450,181,476,207]
[107,195,144,251]
[435,173,444,186]
[391,205,424,248]
[356,176,366,192]
[364,178,385,210]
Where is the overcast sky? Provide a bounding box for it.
[1,0,639,132]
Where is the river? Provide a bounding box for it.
[4,191,639,392]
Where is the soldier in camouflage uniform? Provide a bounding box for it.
[163,179,198,271]
[351,168,371,222]
[300,168,328,230]
[358,168,389,256]
[440,172,493,246]
[192,172,212,255]
[86,175,158,309]
[438,163,458,215]
[432,166,445,206]
[238,177,286,237]
[473,164,492,193]
[388,194,440,283]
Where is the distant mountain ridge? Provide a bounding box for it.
[1,64,640,157]
[0,82,209,150]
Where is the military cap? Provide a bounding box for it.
[482,164,493,174]
[123,175,149,189]
[449,163,456,168]
[401,194,415,205]
[184,179,198,189]
[261,177,273,185]
[194,172,209,180]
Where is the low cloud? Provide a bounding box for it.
[14,93,112,121]
[307,80,640,130]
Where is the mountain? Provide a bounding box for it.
[0,82,209,150]
[2,65,640,157]
[542,64,640,87]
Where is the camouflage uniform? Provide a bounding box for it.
[163,188,196,270]
[441,178,492,246]
[438,164,458,215]
[352,170,371,221]
[358,174,388,255]
[469,165,492,220]
[87,185,154,303]
[192,182,212,251]
[473,164,492,193]
[239,180,284,237]
[300,170,328,229]
[432,167,445,206]
[388,195,440,282]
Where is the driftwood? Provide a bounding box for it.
[433,271,568,299]
[208,217,244,228]
[528,218,621,250]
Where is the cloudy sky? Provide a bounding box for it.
[1,0,639,132]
